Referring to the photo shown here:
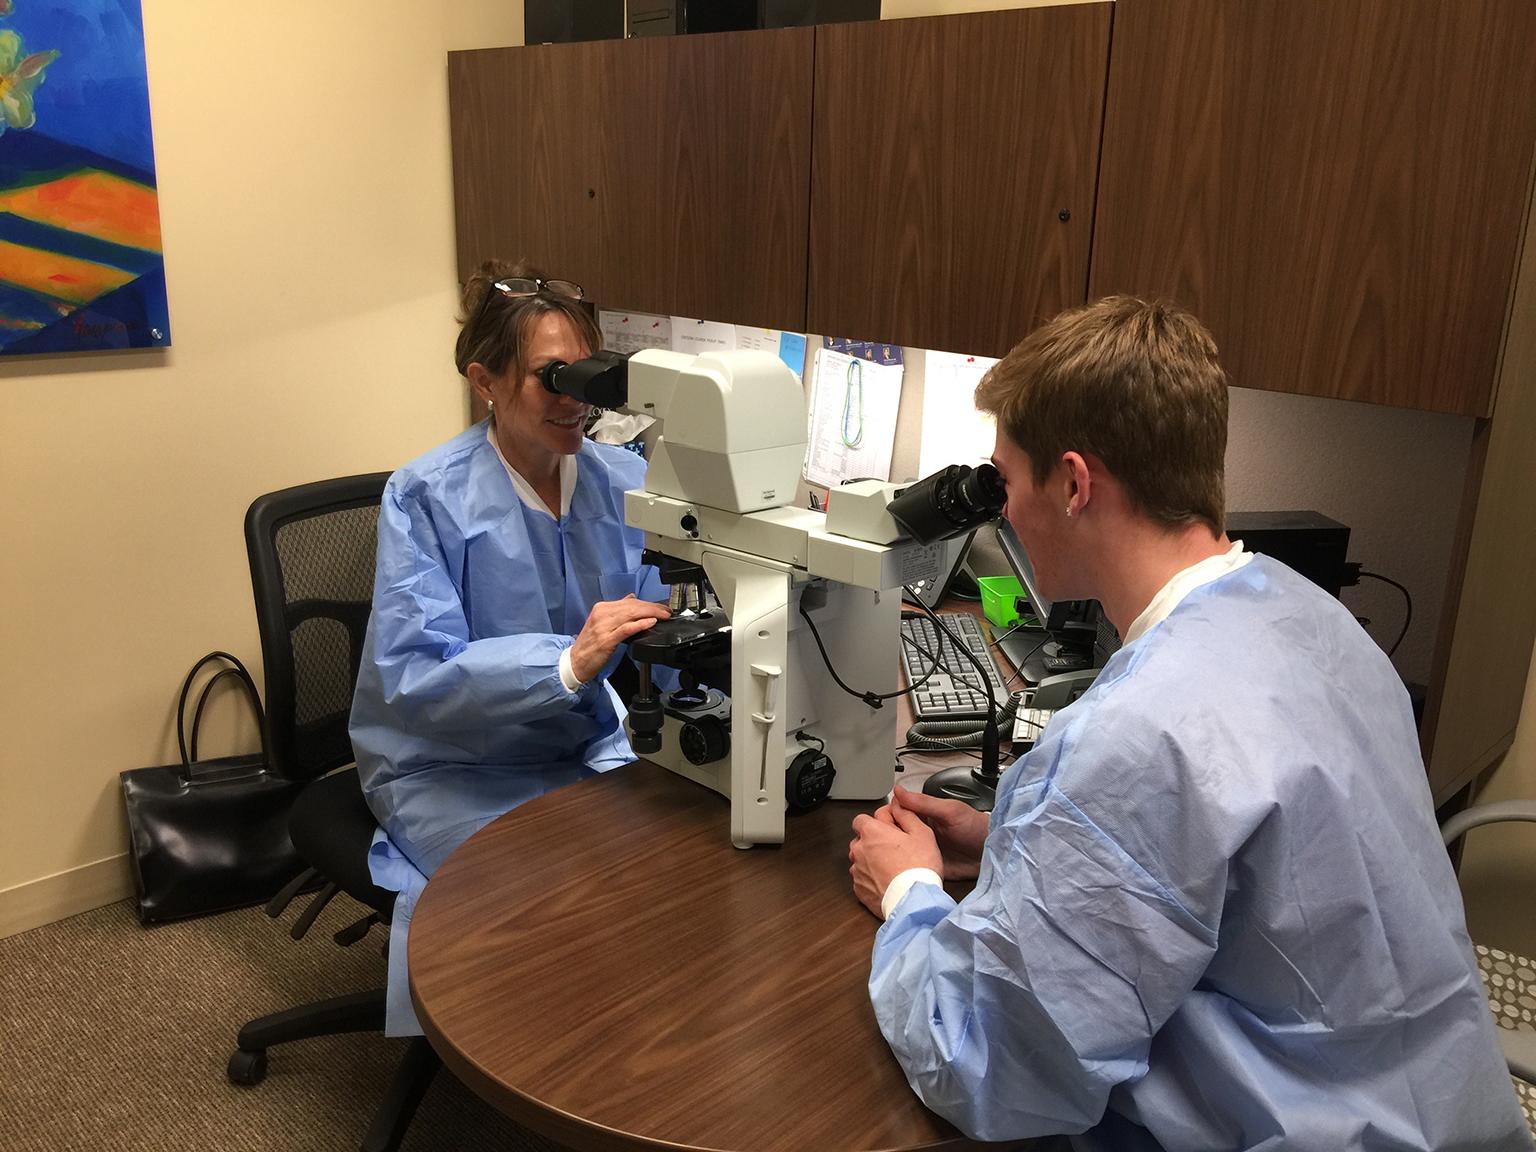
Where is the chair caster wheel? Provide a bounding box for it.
[227,1048,268,1086]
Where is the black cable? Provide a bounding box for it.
[1357,570,1413,657]
[899,621,1009,724]
[1005,635,1052,688]
[989,617,1040,651]
[900,633,985,697]
[1012,711,1050,735]
[800,597,934,708]
[899,614,1030,708]
[902,590,1001,782]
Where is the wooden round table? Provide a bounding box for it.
[409,759,1027,1152]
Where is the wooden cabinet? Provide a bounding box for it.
[447,2,1536,799]
[806,6,1109,357]
[1088,0,1536,418]
[1422,198,1536,802]
[1083,0,1536,798]
[448,28,813,332]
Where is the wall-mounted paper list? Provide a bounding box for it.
[919,349,999,477]
[670,317,737,357]
[736,325,810,380]
[599,310,672,355]
[803,346,904,489]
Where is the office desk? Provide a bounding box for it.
[409,758,1032,1152]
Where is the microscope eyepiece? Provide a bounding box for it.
[886,463,1005,543]
[539,350,630,408]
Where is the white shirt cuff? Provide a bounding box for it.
[881,867,943,920]
[558,647,584,693]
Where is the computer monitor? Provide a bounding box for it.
[993,520,1119,677]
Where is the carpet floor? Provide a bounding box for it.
[0,896,563,1151]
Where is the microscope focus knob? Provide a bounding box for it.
[679,715,729,766]
[629,694,665,756]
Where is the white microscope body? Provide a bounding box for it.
[616,348,943,847]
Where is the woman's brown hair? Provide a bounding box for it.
[453,258,602,386]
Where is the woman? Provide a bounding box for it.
[350,260,669,1034]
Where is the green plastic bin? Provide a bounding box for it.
[977,575,1025,629]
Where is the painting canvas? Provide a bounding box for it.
[0,0,168,355]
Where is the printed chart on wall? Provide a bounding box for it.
[599,310,809,381]
[804,345,904,488]
[735,325,809,381]
[598,310,672,355]
[0,0,170,355]
[919,350,999,477]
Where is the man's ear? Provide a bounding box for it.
[1061,451,1092,514]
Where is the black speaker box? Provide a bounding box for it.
[760,0,879,26]
[526,0,624,43]
[1226,511,1351,598]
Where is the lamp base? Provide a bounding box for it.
[920,765,998,812]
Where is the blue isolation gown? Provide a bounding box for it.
[872,556,1527,1150]
[350,423,661,1034]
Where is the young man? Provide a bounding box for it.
[848,297,1526,1150]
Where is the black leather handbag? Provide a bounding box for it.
[120,651,308,923]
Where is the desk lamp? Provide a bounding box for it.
[886,465,1007,811]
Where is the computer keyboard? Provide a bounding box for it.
[899,612,1011,721]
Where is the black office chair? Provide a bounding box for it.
[227,473,442,1152]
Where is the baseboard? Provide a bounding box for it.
[0,854,134,940]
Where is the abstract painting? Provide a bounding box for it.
[0,0,168,355]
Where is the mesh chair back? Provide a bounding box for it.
[245,474,390,781]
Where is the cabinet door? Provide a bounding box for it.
[807,6,1111,358]
[448,28,813,331]
[1089,0,1536,416]
[1423,203,1536,802]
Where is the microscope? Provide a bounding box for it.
[543,347,1001,846]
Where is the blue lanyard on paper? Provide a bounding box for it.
[840,358,864,448]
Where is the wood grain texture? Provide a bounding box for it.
[449,30,813,332]
[410,761,1030,1152]
[807,7,1110,357]
[1089,0,1536,416]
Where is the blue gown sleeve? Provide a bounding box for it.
[367,482,601,736]
[869,781,1222,1142]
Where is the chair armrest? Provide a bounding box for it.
[1499,1026,1536,1085]
[1440,800,1536,848]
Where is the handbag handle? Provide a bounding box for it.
[176,651,267,780]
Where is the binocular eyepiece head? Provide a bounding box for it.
[886,463,1005,544]
[539,350,630,409]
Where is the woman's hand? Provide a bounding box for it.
[570,594,670,684]
[882,786,989,881]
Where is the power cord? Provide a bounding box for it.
[1343,563,1414,657]
[799,593,939,708]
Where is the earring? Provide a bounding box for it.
[486,398,495,411]
[1065,505,1074,518]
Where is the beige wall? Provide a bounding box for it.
[0,0,523,936]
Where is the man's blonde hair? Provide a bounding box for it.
[975,296,1228,533]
